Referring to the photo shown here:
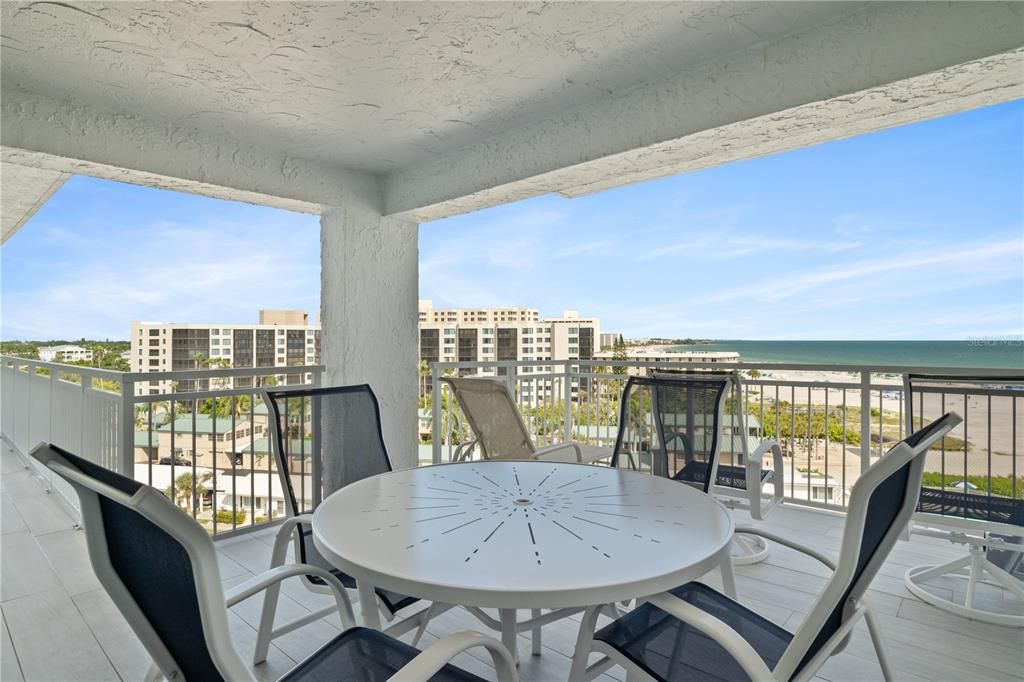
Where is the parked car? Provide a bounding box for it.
[159,456,191,466]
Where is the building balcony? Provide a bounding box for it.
[1,356,1020,680]
[2,440,1020,682]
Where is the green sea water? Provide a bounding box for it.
[668,340,1023,369]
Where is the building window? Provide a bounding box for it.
[568,347,578,354]
[569,327,578,333]
[568,337,578,343]
[211,329,219,335]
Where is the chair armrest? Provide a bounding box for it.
[533,442,582,463]
[746,440,784,519]
[734,525,836,571]
[644,592,776,682]
[453,439,478,463]
[224,563,356,627]
[391,630,518,682]
[664,432,694,460]
[265,514,314,569]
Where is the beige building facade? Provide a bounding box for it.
[130,309,320,395]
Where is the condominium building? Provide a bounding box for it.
[591,347,741,376]
[418,300,600,370]
[130,310,320,395]
[418,300,600,403]
[38,344,93,363]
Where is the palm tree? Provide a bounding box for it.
[418,360,431,403]
[166,471,212,513]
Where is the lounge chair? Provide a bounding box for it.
[442,376,610,463]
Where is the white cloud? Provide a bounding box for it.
[709,237,1023,304]
[2,212,319,339]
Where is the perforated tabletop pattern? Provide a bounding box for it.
[313,461,733,610]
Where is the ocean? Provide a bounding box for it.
[668,340,1023,369]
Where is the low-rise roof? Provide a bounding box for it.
[157,414,252,435]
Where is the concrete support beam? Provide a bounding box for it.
[0,87,381,215]
[1,162,68,243]
[384,2,1024,221]
[320,204,419,470]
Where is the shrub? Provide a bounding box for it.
[215,510,246,525]
[921,472,1023,499]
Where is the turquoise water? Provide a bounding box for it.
[668,340,1023,369]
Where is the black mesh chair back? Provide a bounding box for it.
[263,384,393,577]
[904,374,1024,527]
[29,444,232,681]
[610,373,732,488]
[790,414,959,676]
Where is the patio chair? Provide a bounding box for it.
[570,412,963,682]
[902,373,1024,627]
[442,376,610,463]
[256,384,445,664]
[28,442,516,682]
[610,371,784,562]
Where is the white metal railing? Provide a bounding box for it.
[0,355,322,536]
[1,356,125,517]
[427,359,1021,511]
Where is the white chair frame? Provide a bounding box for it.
[30,442,518,682]
[570,413,963,682]
[902,374,1024,627]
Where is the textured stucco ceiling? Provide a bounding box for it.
[1,163,67,243]
[0,1,861,174]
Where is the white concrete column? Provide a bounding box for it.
[320,204,419,470]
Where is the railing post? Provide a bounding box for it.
[563,361,573,443]
[860,370,872,474]
[431,363,442,465]
[120,374,135,476]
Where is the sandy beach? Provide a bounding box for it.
[745,367,1022,481]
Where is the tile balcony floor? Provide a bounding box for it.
[1,441,1021,682]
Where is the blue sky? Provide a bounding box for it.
[3,100,1022,341]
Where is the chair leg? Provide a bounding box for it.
[569,605,603,682]
[864,607,894,682]
[252,580,281,664]
[410,602,437,647]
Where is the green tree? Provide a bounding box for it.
[166,471,213,512]
[612,334,628,375]
[418,360,431,405]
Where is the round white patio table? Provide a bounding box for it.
[312,460,734,661]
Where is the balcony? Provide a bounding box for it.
[1,355,1021,680]
[2,3,1022,680]
[3,425,1022,681]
